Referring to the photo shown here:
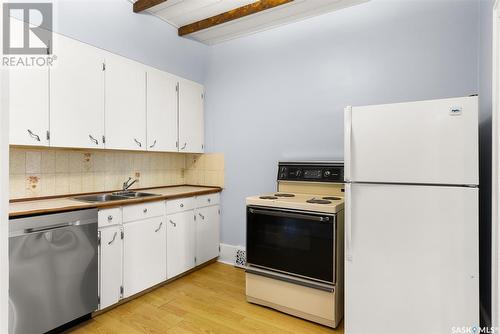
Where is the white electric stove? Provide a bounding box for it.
[245,161,344,328]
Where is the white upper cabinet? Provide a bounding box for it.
[9,67,50,146]
[146,67,178,152]
[105,53,147,151]
[50,34,105,149]
[8,18,49,147]
[178,79,204,153]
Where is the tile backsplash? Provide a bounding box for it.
[9,148,224,199]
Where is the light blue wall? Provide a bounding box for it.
[52,0,208,83]
[204,0,481,247]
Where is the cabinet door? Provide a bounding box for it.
[99,226,122,310]
[178,79,204,153]
[105,54,147,151]
[166,211,195,279]
[123,217,166,298]
[146,68,178,152]
[195,205,220,265]
[50,33,105,149]
[9,66,49,146]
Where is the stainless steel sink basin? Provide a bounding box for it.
[73,191,160,203]
[73,194,129,203]
[113,191,160,198]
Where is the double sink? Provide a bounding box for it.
[74,191,160,203]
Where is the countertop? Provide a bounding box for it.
[9,185,222,218]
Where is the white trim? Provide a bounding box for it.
[218,243,245,267]
[493,0,500,328]
[0,0,9,329]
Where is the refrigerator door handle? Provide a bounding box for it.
[345,183,353,261]
[344,106,352,181]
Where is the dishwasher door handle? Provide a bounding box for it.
[24,221,77,234]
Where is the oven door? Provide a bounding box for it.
[246,206,335,284]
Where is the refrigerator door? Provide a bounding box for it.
[345,183,478,334]
[344,96,478,185]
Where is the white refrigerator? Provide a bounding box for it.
[344,96,479,334]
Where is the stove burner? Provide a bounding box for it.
[306,198,332,204]
[274,193,295,197]
[260,196,278,200]
[323,196,341,201]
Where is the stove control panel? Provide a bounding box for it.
[277,162,344,183]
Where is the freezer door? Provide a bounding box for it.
[345,96,478,185]
[345,183,478,334]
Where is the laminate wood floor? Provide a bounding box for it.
[68,262,344,334]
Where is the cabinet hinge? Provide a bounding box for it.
[194,256,197,264]
[97,232,101,246]
[102,63,106,71]
[201,93,204,99]
[218,209,220,215]
[218,245,221,253]
[120,286,124,298]
[46,131,50,141]
[176,141,179,148]
[97,295,100,307]
[194,215,196,221]
[121,230,124,239]
[202,144,204,150]
[176,83,179,92]
[102,135,106,144]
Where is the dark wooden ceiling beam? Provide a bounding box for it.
[178,0,293,36]
[133,0,167,13]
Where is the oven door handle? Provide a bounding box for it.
[248,208,331,222]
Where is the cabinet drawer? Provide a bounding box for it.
[123,201,165,223]
[98,208,122,227]
[166,197,196,214]
[196,193,220,208]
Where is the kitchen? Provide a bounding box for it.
[0,0,496,333]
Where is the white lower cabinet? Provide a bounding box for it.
[195,205,220,266]
[166,211,196,279]
[123,216,167,298]
[97,194,220,310]
[98,225,123,310]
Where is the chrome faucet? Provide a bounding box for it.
[122,177,138,191]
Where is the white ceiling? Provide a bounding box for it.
[134,0,368,45]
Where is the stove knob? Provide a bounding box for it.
[296,170,302,177]
[324,170,331,177]
[280,173,286,179]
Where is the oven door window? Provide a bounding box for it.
[246,207,335,283]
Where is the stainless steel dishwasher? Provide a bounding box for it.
[9,209,98,334]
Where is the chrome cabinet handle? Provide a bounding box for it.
[180,203,184,208]
[180,142,187,150]
[149,140,157,148]
[107,215,113,221]
[89,135,98,145]
[143,208,148,214]
[169,220,176,227]
[198,213,205,220]
[134,138,142,147]
[108,232,118,245]
[155,222,163,233]
[27,129,41,142]
[207,198,211,203]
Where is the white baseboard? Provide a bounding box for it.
[218,243,246,267]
